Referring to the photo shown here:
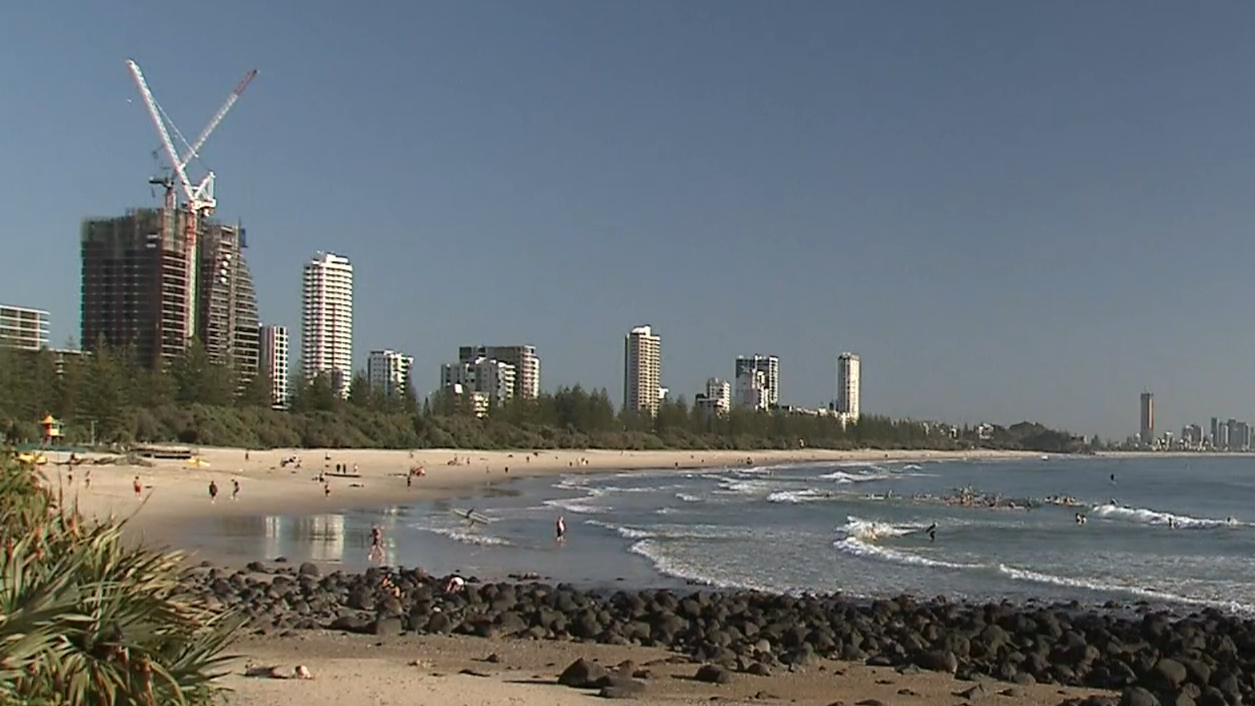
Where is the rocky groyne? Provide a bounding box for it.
[189,561,1254,706]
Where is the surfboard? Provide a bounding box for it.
[452,508,491,525]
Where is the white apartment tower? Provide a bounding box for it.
[301,252,354,398]
[836,352,861,422]
[457,345,540,399]
[734,369,770,411]
[368,349,414,398]
[734,355,779,408]
[258,324,289,409]
[441,357,516,405]
[695,378,731,419]
[623,325,661,415]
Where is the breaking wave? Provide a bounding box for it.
[1090,504,1243,530]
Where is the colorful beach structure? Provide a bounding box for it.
[39,414,61,445]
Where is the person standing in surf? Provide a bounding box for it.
[369,525,385,562]
[555,515,567,544]
[925,522,937,542]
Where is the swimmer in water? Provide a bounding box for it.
[925,522,937,542]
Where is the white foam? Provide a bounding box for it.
[834,536,976,570]
[901,463,923,471]
[420,526,513,547]
[544,487,612,515]
[675,492,703,503]
[584,519,656,539]
[995,564,1255,614]
[767,488,841,503]
[627,539,779,592]
[819,470,894,483]
[841,516,920,540]
[1090,504,1241,529]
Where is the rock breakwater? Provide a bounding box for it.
[189,562,1255,706]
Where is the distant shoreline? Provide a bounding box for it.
[62,446,1040,559]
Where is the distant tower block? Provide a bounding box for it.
[1140,392,1154,445]
[836,352,861,422]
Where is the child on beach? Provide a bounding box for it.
[133,476,143,498]
[208,481,219,504]
[232,479,240,501]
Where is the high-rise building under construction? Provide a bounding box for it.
[80,207,259,380]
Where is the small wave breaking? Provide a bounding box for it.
[1090,504,1243,529]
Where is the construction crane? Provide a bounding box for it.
[125,59,257,341]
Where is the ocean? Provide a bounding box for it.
[201,455,1255,614]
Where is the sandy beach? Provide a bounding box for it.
[49,445,1086,706]
[220,630,1109,706]
[61,445,1038,539]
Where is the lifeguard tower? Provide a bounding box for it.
[40,415,61,446]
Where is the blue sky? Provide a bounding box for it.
[3,1,1255,438]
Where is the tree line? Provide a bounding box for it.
[0,342,1088,453]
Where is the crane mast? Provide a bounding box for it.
[125,59,256,343]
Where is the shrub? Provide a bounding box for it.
[0,452,238,706]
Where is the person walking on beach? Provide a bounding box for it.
[133,476,143,498]
[232,479,240,501]
[555,515,567,544]
[208,480,219,504]
[369,525,385,562]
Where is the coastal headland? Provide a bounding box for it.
[55,447,1237,706]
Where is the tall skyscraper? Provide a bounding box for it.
[836,352,861,421]
[1139,392,1154,445]
[457,345,540,399]
[623,325,661,415]
[0,305,49,351]
[368,349,414,398]
[81,208,258,375]
[734,355,780,408]
[301,252,354,398]
[258,324,289,409]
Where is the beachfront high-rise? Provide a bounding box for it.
[258,324,289,409]
[0,305,49,351]
[623,325,661,416]
[734,368,770,410]
[301,252,354,398]
[368,349,414,398]
[836,352,861,422]
[1139,392,1154,445]
[81,208,259,375]
[734,355,779,408]
[694,377,732,418]
[457,345,540,399]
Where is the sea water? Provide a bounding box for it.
[204,455,1255,614]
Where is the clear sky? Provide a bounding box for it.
[3,1,1255,439]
